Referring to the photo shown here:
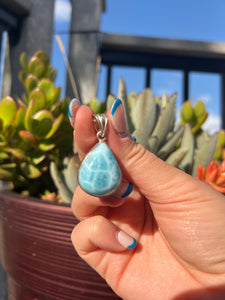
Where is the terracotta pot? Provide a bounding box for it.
[0,191,120,300]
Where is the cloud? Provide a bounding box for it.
[196,94,212,103]
[202,114,221,134]
[54,0,71,23]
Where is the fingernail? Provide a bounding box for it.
[120,182,133,198]
[110,99,128,137]
[68,98,80,127]
[132,136,136,142]
[116,230,137,249]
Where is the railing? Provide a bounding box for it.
[100,33,225,128]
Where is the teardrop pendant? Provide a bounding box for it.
[78,114,122,197]
[78,142,122,197]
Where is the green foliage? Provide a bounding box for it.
[51,79,218,203]
[180,100,208,133]
[213,130,225,161]
[0,51,73,196]
[50,155,80,203]
[109,79,217,177]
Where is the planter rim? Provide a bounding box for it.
[0,190,72,212]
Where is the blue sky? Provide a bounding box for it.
[52,0,225,133]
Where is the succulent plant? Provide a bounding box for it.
[50,154,80,204]
[197,160,225,194]
[115,78,217,177]
[50,78,218,203]
[213,130,225,161]
[180,99,208,134]
[0,51,73,196]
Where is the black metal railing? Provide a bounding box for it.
[100,33,225,128]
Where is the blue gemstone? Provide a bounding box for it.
[78,143,122,196]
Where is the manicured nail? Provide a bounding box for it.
[132,135,136,142]
[121,182,133,198]
[110,99,128,137]
[116,230,137,249]
[68,98,80,127]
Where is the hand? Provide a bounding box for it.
[69,98,225,300]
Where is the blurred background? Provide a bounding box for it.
[1,0,225,133]
[0,1,225,298]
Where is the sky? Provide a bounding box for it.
[49,0,225,133]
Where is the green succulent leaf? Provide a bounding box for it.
[28,56,46,78]
[157,126,184,160]
[132,129,149,150]
[148,93,177,153]
[63,155,80,193]
[192,132,218,177]
[5,148,28,161]
[180,101,194,124]
[38,142,55,152]
[20,52,28,71]
[20,162,42,179]
[25,93,46,131]
[25,74,38,93]
[45,113,64,139]
[5,125,16,140]
[28,87,46,106]
[88,98,106,114]
[14,106,26,131]
[32,110,54,139]
[38,79,60,107]
[0,119,3,133]
[192,112,208,133]
[213,146,222,161]
[0,152,9,159]
[0,96,17,132]
[131,88,156,137]
[218,130,225,146]
[50,161,73,203]
[106,94,116,112]
[178,124,194,173]
[193,100,206,120]
[19,130,39,146]
[33,50,49,66]
[29,152,46,165]
[49,69,57,81]
[166,147,189,167]
[118,78,134,133]
[19,70,27,85]
[0,163,17,180]
[32,110,54,122]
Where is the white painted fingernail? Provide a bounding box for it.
[116,230,137,249]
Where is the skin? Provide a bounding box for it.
[70,104,225,300]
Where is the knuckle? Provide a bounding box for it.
[90,215,106,236]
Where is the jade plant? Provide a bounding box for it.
[0,50,73,197]
[50,78,218,203]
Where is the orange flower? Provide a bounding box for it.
[197,160,225,193]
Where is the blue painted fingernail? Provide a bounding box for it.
[111,99,122,116]
[127,238,137,249]
[132,136,136,142]
[110,99,128,137]
[121,182,133,198]
[68,98,80,127]
[117,230,137,249]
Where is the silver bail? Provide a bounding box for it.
[93,114,108,142]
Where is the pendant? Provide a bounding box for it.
[78,114,122,197]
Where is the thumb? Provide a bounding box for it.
[108,99,218,205]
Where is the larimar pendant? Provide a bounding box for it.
[78,114,122,197]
